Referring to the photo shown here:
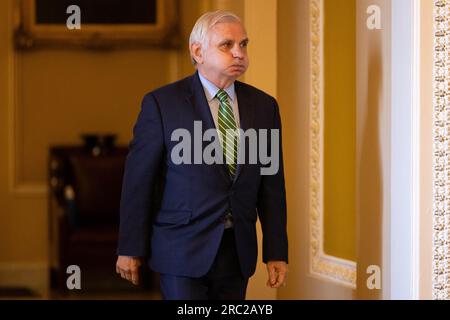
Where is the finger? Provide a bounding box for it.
[131,270,140,285]
[268,266,277,286]
[272,271,287,288]
[116,266,120,274]
[120,270,131,281]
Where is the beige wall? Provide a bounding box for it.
[276,0,312,299]
[356,0,390,299]
[242,0,278,300]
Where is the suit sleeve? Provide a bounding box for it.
[116,93,164,257]
[256,97,289,264]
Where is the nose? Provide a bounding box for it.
[231,44,245,59]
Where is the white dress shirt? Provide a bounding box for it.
[198,72,238,229]
[198,72,241,130]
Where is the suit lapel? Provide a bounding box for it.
[187,71,216,131]
[233,81,255,184]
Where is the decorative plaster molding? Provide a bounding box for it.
[309,0,357,289]
[7,41,47,195]
[6,2,47,195]
[432,0,450,300]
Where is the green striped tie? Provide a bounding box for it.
[216,89,238,178]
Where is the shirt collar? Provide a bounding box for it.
[198,71,235,103]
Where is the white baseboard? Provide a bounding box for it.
[0,262,49,297]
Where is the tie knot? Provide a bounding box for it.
[216,89,229,103]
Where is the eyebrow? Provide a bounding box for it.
[218,38,250,45]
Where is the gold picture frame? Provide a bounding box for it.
[14,0,179,49]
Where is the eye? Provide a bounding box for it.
[239,39,249,49]
[220,41,233,49]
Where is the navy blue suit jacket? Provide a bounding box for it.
[117,72,288,278]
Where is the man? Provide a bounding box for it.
[116,10,288,300]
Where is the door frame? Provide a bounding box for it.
[386,0,422,300]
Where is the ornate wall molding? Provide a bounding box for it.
[309,0,356,288]
[7,1,47,195]
[433,0,450,300]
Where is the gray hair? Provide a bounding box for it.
[189,10,242,65]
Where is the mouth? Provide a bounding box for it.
[230,64,246,69]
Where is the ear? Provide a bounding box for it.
[191,42,204,65]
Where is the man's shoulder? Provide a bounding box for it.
[235,80,276,103]
[146,74,194,99]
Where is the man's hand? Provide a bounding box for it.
[116,256,143,285]
[266,261,288,288]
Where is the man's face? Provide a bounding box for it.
[199,21,249,83]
